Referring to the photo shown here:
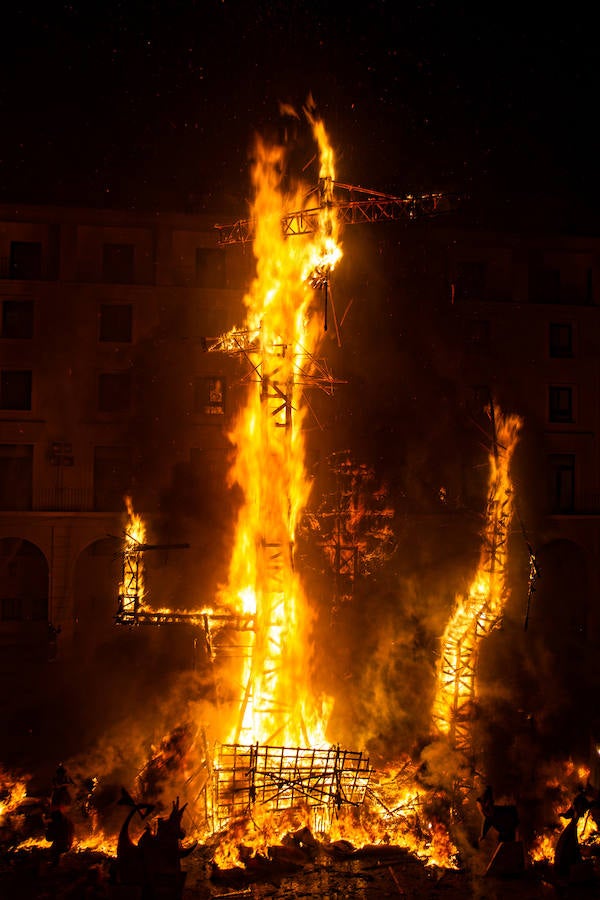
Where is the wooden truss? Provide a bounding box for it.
[213,742,372,827]
[215,181,458,245]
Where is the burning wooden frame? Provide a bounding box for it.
[213,743,372,828]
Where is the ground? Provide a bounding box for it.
[2,842,600,900]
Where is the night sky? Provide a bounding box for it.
[1,2,598,227]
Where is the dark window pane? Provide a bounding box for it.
[548,454,575,513]
[98,372,131,412]
[194,376,225,415]
[196,248,226,288]
[99,303,133,342]
[549,386,573,423]
[0,445,33,510]
[0,370,32,409]
[1,300,34,338]
[93,445,132,511]
[549,323,573,358]
[102,243,134,284]
[9,242,42,280]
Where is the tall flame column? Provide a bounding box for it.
[220,119,342,749]
[431,407,522,756]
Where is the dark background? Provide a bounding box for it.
[1,1,598,229]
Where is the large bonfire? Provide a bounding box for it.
[2,108,596,889]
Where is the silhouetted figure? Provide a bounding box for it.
[113,788,196,899]
[51,762,74,811]
[554,785,600,880]
[45,808,74,866]
[476,785,524,877]
[477,785,519,842]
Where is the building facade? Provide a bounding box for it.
[0,203,248,677]
[2,202,600,755]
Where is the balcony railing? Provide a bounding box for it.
[33,487,94,512]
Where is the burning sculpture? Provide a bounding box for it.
[431,405,522,762]
[110,110,524,866]
[109,107,466,859]
[9,106,594,896]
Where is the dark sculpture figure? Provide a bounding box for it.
[554,785,600,880]
[50,762,74,811]
[45,808,75,867]
[477,785,519,843]
[45,762,75,865]
[476,785,524,877]
[113,788,196,899]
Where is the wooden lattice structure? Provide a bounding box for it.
[432,401,522,769]
[215,182,458,245]
[213,743,372,827]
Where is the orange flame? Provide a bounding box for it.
[218,112,341,748]
[431,408,522,752]
[0,768,28,821]
[119,494,146,607]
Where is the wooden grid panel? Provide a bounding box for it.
[214,743,372,825]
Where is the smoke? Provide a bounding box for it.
[44,665,226,836]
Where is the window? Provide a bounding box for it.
[549,386,573,423]
[102,243,135,284]
[99,303,132,342]
[98,372,132,412]
[93,446,132,511]
[0,444,33,510]
[1,300,34,338]
[549,322,573,358]
[548,454,575,513]
[194,376,225,415]
[196,248,226,289]
[0,370,32,410]
[49,442,74,467]
[9,241,42,280]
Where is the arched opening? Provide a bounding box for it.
[69,536,204,752]
[73,536,122,654]
[0,537,49,651]
[0,538,51,766]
